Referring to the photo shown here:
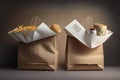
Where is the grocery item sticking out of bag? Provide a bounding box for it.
[8,25,37,33]
[89,28,97,35]
[88,23,107,36]
[65,19,113,48]
[8,23,61,43]
[8,16,62,43]
[94,23,107,36]
[85,17,107,36]
[8,25,38,43]
[50,24,61,34]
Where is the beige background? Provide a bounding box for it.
[1,0,118,67]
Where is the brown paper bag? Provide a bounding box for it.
[65,36,104,71]
[18,36,58,70]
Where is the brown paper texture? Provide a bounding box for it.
[18,36,58,70]
[66,36,104,71]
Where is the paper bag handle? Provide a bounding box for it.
[85,16,93,30]
[31,16,40,26]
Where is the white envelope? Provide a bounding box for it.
[8,22,56,43]
[65,19,113,48]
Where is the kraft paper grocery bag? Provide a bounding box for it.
[65,36,104,71]
[18,36,58,70]
[65,19,113,70]
[8,20,61,70]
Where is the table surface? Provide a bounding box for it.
[0,67,120,80]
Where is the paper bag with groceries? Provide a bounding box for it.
[65,17,113,70]
[65,19,113,48]
[8,16,61,70]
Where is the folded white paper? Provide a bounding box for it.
[8,22,56,43]
[33,22,56,41]
[65,19,113,48]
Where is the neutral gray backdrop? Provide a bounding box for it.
[0,0,120,68]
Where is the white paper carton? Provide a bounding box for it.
[65,19,113,48]
[8,22,56,43]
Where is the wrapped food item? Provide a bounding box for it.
[8,22,56,43]
[94,23,107,36]
[8,25,37,42]
[50,24,61,33]
[8,25,37,33]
